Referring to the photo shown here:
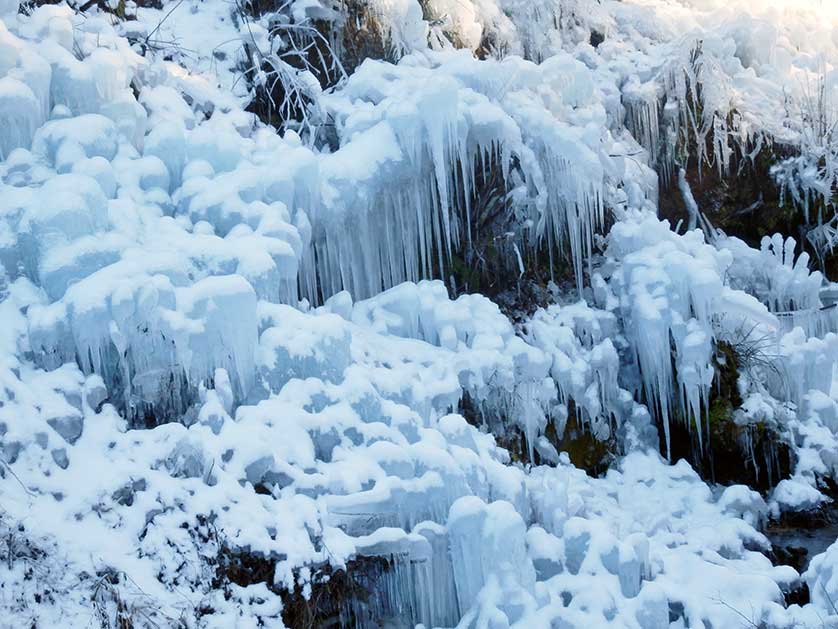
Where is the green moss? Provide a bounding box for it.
[667,337,791,491]
[469,396,615,476]
[563,430,613,474]
[713,341,743,407]
[552,407,615,476]
[707,398,733,427]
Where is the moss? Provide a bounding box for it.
[665,340,791,491]
[707,399,731,426]
[715,351,739,401]
[668,405,790,492]
[557,412,616,476]
[492,416,615,476]
[459,393,615,475]
[494,428,528,466]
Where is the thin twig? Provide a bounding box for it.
[0,456,34,497]
[145,0,186,47]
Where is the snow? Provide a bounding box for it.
[4,0,838,627]
[806,537,838,616]
[308,48,613,298]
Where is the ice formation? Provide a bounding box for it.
[303,48,613,300]
[5,0,838,628]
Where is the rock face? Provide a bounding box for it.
[46,414,83,445]
[4,1,838,628]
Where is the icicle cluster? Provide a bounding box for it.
[308,51,612,299]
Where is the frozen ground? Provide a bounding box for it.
[4,0,838,627]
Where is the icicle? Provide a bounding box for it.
[623,78,662,163]
[678,168,699,232]
[301,54,613,304]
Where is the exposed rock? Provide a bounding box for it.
[46,414,83,445]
